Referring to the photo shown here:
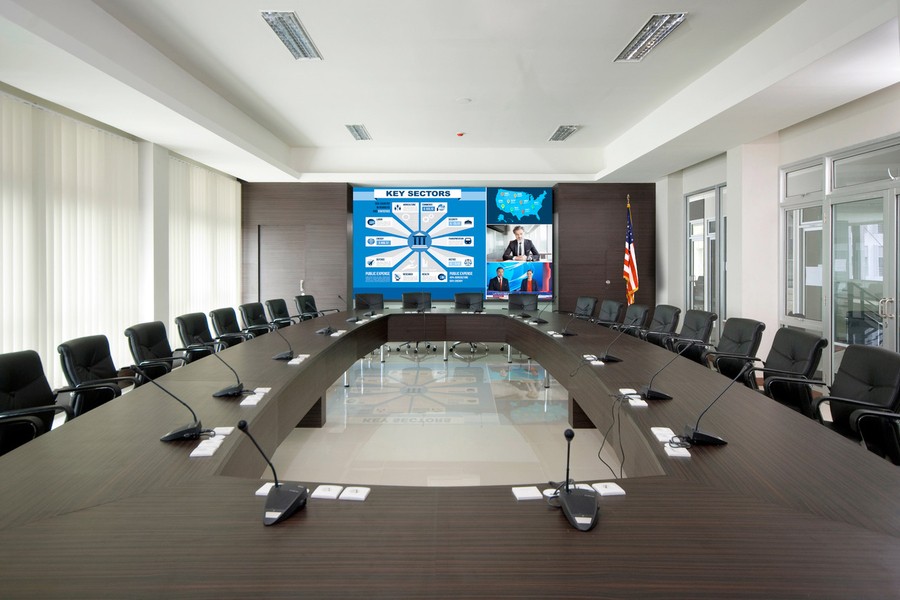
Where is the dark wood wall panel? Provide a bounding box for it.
[242,182,654,313]
[554,183,656,314]
[242,183,351,307]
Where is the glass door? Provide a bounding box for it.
[827,191,897,375]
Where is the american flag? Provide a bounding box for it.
[623,197,639,305]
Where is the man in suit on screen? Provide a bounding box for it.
[487,266,509,291]
[502,226,539,261]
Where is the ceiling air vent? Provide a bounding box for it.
[549,125,581,142]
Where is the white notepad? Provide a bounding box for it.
[592,482,626,496]
[665,445,691,458]
[511,486,542,500]
[255,482,275,496]
[339,486,370,501]
[311,485,343,500]
[650,427,675,442]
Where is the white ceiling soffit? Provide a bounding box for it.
[0,0,898,184]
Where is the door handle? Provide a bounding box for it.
[886,298,896,319]
[878,298,887,318]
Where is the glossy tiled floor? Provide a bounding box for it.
[272,343,624,487]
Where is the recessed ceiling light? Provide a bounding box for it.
[261,11,323,60]
[345,124,372,141]
[614,13,686,63]
[549,125,581,142]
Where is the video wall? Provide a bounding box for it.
[352,187,553,301]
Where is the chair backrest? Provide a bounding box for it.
[57,335,123,415]
[454,292,484,311]
[175,313,215,348]
[124,321,174,364]
[597,300,625,324]
[508,293,538,312]
[713,318,766,378]
[265,298,291,321]
[57,335,118,386]
[0,350,56,430]
[764,328,827,381]
[621,304,650,328]
[240,302,270,328]
[355,293,384,311]
[678,310,718,343]
[574,297,598,318]
[402,292,432,310]
[830,345,900,424]
[209,307,241,336]
[647,305,681,335]
[295,294,320,318]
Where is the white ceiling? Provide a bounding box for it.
[0,0,898,184]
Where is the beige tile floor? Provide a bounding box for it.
[272,344,624,487]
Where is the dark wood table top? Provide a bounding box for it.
[1,309,899,598]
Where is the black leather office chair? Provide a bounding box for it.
[640,304,681,342]
[574,296,598,319]
[807,346,900,458]
[124,321,185,379]
[210,307,267,343]
[451,293,488,358]
[611,304,651,334]
[748,328,827,408]
[265,298,301,328]
[0,350,75,456]
[295,294,339,321]
[57,335,139,417]
[508,293,538,318]
[355,293,384,313]
[595,299,625,327]
[398,293,434,353]
[239,302,274,336]
[659,309,717,351]
[701,318,767,379]
[174,312,220,361]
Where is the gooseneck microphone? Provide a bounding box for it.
[557,428,599,532]
[237,420,308,526]
[680,363,752,446]
[529,296,556,324]
[271,326,294,361]
[639,339,709,400]
[596,327,628,363]
[198,344,245,397]
[131,364,208,442]
[560,313,581,336]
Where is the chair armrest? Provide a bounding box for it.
[851,408,900,434]
[670,338,713,353]
[0,403,73,421]
[763,374,825,395]
[242,326,272,337]
[217,332,253,342]
[814,395,892,417]
[708,353,761,372]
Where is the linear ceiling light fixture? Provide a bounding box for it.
[261,11,323,60]
[549,125,581,142]
[345,124,372,141]
[615,13,686,62]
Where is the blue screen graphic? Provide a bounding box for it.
[352,188,487,300]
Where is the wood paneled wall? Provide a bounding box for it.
[242,183,351,309]
[241,182,655,314]
[554,183,656,314]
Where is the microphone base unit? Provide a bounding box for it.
[272,351,293,361]
[263,483,309,526]
[316,327,337,335]
[345,317,359,323]
[213,383,245,398]
[683,426,727,446]
[559,487,599,532]
[639,386,672,400]
[560,330,578,337]
[529,318,548,324]
[160,420,203,442]
[596,354,622,363]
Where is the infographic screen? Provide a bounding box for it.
[352,188,487,300]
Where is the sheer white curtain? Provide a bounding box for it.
[168,157,241,340]
[1,93,140,386]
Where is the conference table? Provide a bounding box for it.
[1,308,899,598]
